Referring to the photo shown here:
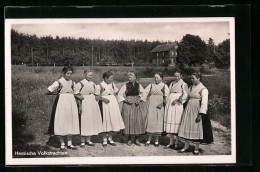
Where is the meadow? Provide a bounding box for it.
[10,65,231,157]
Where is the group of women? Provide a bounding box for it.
[47,66,213,155]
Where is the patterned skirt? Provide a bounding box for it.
[178,99,214,144]
[146,95,165,136]
[121,96,148,135]
[164,93,184,134]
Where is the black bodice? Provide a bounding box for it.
[125,82,140,96]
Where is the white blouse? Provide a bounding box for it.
[188,82,209,114]
[48,77,76,94]
[117,83,146,102]
[75,79,98,95]
[143,81,170,101]
[95,81,119,96]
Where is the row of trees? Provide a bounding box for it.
[177,34,230,68]
[11,29,230,68]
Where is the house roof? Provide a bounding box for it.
[150,43,178,53]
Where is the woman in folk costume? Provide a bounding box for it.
[47,66,80,151]
[117,71,147,146]
[75,69,103,147]
[164,70,188,150]
[96,71,125,147]
[144,72,169,147]
[178,72,214,155]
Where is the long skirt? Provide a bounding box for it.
[54,94,80,136]
[101,95,125,132]
[178,99,214,144]
[146,95,165,136]
[164,93,184,134]
[121,96,148,135]
[81,94,103,136]
[48,95,59,135]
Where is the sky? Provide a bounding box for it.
[12,22,230,44]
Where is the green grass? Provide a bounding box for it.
[11,65,231,156]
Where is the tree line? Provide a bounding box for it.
[11,29,230,68]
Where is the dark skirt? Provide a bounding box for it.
[47,95,59,135]
[121,96,148,135]
[201,114,214,144]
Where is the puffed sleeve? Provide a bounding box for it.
[48,81,59,92]
[95,84,101,96]
[168,82,173,92]
[164,84,170,98]
[117,84,126,102]
[181,83,189,103]
[143,84,152,101]
[199,88,209,114]
[72,81,77,94]
[74,82,82,94]
[139,84,147,102]
[113,83,119,93]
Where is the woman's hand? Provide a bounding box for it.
[79,107,82,115]
[102,98,110,104]
[178,96,183,104]
[156,103,164,109]
[171,100,178,106]
[124,100,133,105]
[195,114,202,123]
[74,94,84,100]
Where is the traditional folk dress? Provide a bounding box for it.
[117,82,148,135]
[164,79,188,134]
[144,82,169,136]
[75,79,103,136]
[47,77,80,136]
[178,82,214,144]
[96,81,125,132]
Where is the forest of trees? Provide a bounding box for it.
[11,29,230,68]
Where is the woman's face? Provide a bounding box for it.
[85,72,93,81]
[128,74,136,83]
[105,75,113,84]
[191,74,200,85]
[154,74,162,84]
[63,70,73,80]
[174,72,181,82]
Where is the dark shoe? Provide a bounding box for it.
[193,149,200,155]
[178,148,190,153]
[135,139,141,146]
[86,141,95,147]
[154,141,159,147]
[164,144,174,149]
[173,144,180,150]
[145,141,150,147]
[102,142,107,147]
[108,140,116,146]
[67,145,78,150]
[127,140,132,146]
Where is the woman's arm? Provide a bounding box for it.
[117,84,126,103]
[199,88,209,114]
[47,81,59,93]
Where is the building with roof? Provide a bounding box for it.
[150,43,178,66]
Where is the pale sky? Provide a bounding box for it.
[12,22,230,44]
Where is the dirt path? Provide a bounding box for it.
[26,120,231,157]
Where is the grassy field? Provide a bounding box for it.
[10,65,231,157]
